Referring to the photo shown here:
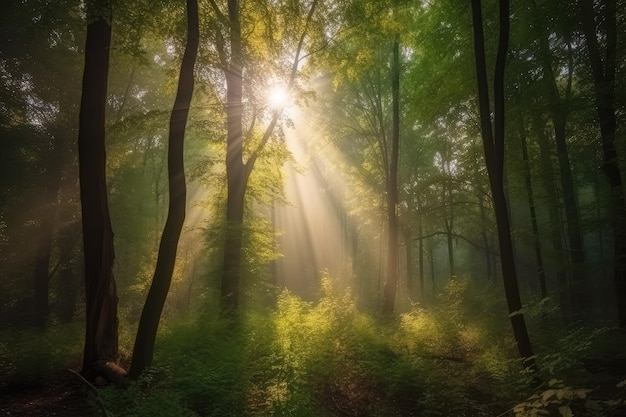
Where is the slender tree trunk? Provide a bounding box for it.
[535,121,571,320]
[129,0,199,379]
[220,0,246,312]
[382,38,401,315]
[478,191,493,283]
[430,246,436,298]
[405,228,413,291]
[418,214,425,300]
[580,0,626,327]
[533,0,586,315]
[470,0,535,367]
[78,0,119,374]
[444,213,456,278]
[554,115,586,312]
[520,126,547,298]
[33,152,62,324]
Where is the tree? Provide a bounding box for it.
[531,0,586,313]
[579,0,626,327]
[382,37,401,314]
[78,0,119,374]
[469,0,535,366]
[207,0,319,311]
[129,0,199,378]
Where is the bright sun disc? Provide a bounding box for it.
[268,86,288,108]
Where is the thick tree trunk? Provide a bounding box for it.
[129,0,199,379]
[470,0,535,367]
[580,0,626,327]
[382,38,401,315]
[78,1,119,373]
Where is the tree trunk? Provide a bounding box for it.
[478,189,493,283]
[382,38,401,315]
[470,0,535,367]
[580,0,626,327]
[129,0,199,379]
[219,0,246,312]
[430,247,436,298]
[520,125,547,298]
[444,214,456,278]
[533,0,586,315]
[78,0,119,374]
[418,216,425,300]
[404,228,413,292]
[535,120,571,320]
[33,153,62,324]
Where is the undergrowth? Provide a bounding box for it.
[3,275,624,416]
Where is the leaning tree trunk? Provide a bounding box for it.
[580,0,626,328]
[128,0,199,379]
[470,0,535,367]
[78,0,119,374]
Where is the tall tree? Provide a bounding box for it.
[531,1,586,311]
[129,0,199,378]
[579,0,626,327]
[78,0,119,373]
[469,0,535,366]
[520,122,547,298]
[382,37,401,314]
[208,0,319,311]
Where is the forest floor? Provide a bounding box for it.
[0,353,625,416]
[0,370,101,417]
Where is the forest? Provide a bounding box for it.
[1,0,626,415]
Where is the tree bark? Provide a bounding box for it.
[470,0,535,367]
[129,0,199,379]
[78,0,119,374]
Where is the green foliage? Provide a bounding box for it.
[100,367,199,417]
[513,379,592,417]
[0,321,83,386]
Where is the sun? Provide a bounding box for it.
[268,86,289,109]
